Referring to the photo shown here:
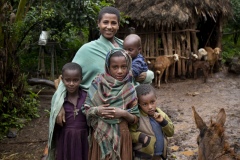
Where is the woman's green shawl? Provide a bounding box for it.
[47,35,123,159]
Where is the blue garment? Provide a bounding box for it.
[149,117,164,156]
[132,54,148,77]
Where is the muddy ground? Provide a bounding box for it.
[0,68,240,160]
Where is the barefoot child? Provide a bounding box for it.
[82,49,139,160]
[131,84,174,160]
[48,62,88,160]
[123,34,154,84]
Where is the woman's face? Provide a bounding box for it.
[98,13,119,40]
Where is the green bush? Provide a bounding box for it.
[0,87,40,139]
[222,34,240,62]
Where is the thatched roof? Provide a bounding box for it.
[115,0,232,27]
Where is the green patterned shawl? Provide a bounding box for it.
[82,49,139,160]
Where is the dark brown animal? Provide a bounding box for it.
[192,106,240,160]
[193,59,210,83]
[153,54,179,88]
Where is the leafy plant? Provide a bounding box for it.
[0,78,40,138]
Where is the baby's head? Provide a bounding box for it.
[62,62,82,93]
[105,49,132,81]
[123,34,142,59]
[136,84,157,116]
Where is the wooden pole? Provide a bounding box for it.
[176,26,181,76]
[161,27,168,55]
[167,26,175,78]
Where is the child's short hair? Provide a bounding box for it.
[135,84,156,97]
[62,62,82,76]
[98,6,120,23]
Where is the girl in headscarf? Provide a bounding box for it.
[82,49,140,160]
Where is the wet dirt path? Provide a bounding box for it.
[0,70,239,160]
[158,71,240,159]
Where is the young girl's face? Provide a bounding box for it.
[138,91,157,116]
[109,56,128,81]
[62,69,82,94]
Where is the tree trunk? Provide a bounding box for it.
[0,0,28,109]
[15,0,28,22]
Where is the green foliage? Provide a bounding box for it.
[0,89,40,138]
[222,34,240,61]
[221,0,240,61]
[224,0,240,45]
[18,0,115,75]
[120,12,130,26]
[20,91,40,119]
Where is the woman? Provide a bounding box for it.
[47,6,153,159]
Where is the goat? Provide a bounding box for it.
[184,52,197,78]
[192,106,240,160]
[153,54,179,89]
[204,47,221,77]
[198,48,208,60]
[191,54,210,83]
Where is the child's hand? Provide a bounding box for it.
[98,106,126,119]
[144,136,148,144]
[153,112,163,123]
[98,104,123,119]
[97,104,110,118]
[112,107,126,119]
[56,107,65,126]
[135,72,147,82]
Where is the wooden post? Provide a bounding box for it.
[38,46,46,78]
[215,15,223,72]
[216,14,223,48]
[176,26,181,76]
[150,33,155,58]
[161,27,168,55]
[181,39,186,76]
[155,27,159,56]
[167,26,175,78]
[143,34,147,57]
[183,31,191,77]
[190,22,198,76]
[191,23,198,54]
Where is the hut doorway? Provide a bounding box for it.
[196,16,221,48]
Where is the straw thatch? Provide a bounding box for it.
[115,0,232,27]
[115,0,232,79]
